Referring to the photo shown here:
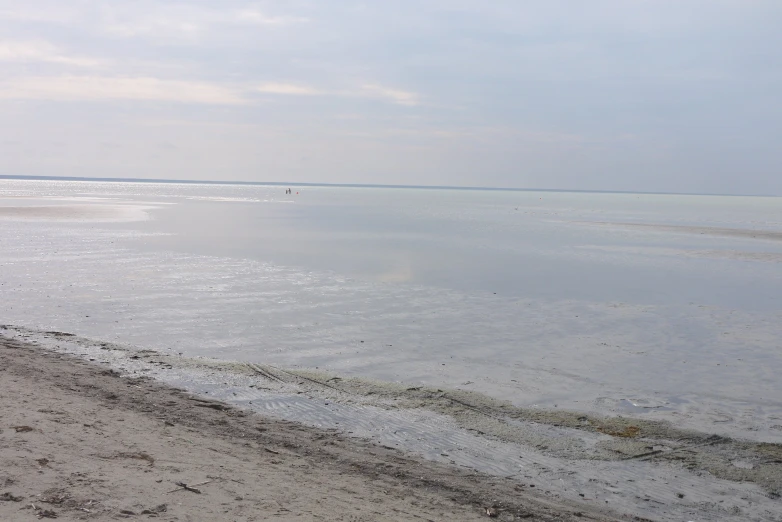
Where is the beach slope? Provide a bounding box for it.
[0,339,614,521]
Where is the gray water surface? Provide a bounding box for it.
[1,179,781,443]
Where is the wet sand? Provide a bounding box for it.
[0,338,614,521]
[0,203,153,222]
[580,221,782,242]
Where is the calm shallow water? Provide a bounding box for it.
[1,179,782,442]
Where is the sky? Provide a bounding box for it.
[0,1,780,195]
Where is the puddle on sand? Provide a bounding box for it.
[603,397,675,414]
[4,325,782,522]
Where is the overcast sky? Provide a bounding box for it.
[0,1,780,194]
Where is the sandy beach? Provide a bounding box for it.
[0,338,617,521]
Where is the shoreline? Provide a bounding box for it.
[0,338,614,521]
[3,327,782,521]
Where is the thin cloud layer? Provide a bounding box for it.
[361,85,420,106]
[0,76,246,104]
[0,40,101,67]
[100,5,307,41]
[0,0,779,194]
[257,83,321,96]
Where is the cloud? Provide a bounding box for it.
[0,40,102,67]
[234,9,308,26]
[361,84,420,106]
[0,4,77,24]
[104,21,200,39]
[255,82,423,106]
[0,76,246,104]
[0,75,418,108]
[257,83,321,96]
[98,4,306,42]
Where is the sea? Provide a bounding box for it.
[1,178,781,520]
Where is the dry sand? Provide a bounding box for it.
[0,338,619,521]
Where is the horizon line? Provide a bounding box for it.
[0,174,776,198]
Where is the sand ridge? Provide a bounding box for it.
[0,338,617,521]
